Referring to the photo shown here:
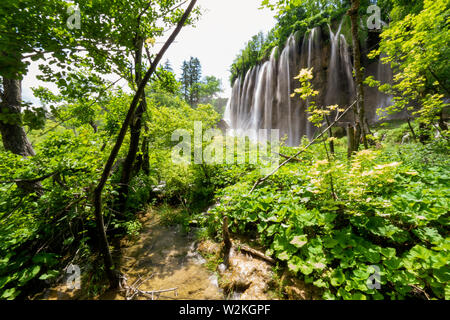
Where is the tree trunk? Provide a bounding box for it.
[92,0,198,288]
[116,99,146,215]
[347,124,355,158]
[325,116,335,155]
[348,0,368,149]
[407,117,417,141]
[116,37,147,216]
[0,78,43,195]
[438,110,448,132]
[222,216,232,268]
[133,130,150,175]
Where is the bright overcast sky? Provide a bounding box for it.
[22,0,276,103]
[162,0,276,97]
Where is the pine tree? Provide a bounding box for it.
[163,59,173,72]
[180,60,191,102]
[189,57,202,106]
[180,57,202,107]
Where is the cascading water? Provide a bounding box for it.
[301,26,322,140]
[224,28,328,146]
[224,21,395,146]
[276,35,297,145]
[375,53,393,120]
[325,21,356,109]
[325,21,343,106]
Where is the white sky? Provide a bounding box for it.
[22,0,276,103]
[162,0,276,97]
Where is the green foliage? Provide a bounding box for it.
[157,204,189,227]
[230,32,277,84]
[230,0,351,84]
[199,76,223,104]
[1,0,449,302]
[0,126,111,299]
[150,66,182,95]
[201,138,450,300]
[180,57,223,107]
[0,0,73,78]
[146,101,221,211]
[181,57,202,106]
[367,0,450,134]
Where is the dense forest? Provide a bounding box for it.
[0,0,448,301]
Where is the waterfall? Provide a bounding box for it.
[325,21,343,106]
[340,34,355,105]
[276,35,298,145]
[224,22,358,147]
[325,20,356,108]
[375,53,393,119]
[302,27,321,140]
[264,48,278,131]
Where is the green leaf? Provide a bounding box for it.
[17,265,41,286]
[39,270,60,281]
[0,288,20,300]
[380,247,396,259]
[287,256,303,274]
[384,257,402,270]
[352,292,367,300]
[409,245,431,260]
[323,238,338,248]
[299,263,313,275]
[433,267,450,284]
[277,251,290,261]
[313,279,328,288]
[330,269,346,287]
[32,253,58,266]
[322,291,336,300]
[290,235,307,248]
[413,227,443,245]
[363,249,381,264]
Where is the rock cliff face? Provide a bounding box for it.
[224,23,406,146]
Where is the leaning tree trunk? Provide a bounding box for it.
[116,37,147,216]
[116,99,146,215]
[92,0,198,288]
[134,131,150,175]
[0,78,43,195]
[348,0,368,149]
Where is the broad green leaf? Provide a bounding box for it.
[330,269,346,287]
[290,235,307,248]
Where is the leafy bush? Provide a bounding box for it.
[0,128,110,299]
[202,139,450,300]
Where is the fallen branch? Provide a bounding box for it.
[250,101,356,193]
[139,287,179,300]
[238,244,276,265]
[409,284,430,300]
[221,217,276,266]
[0,171,58,184]
[120,274,178,300]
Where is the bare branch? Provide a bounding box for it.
[249,100,357,193]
